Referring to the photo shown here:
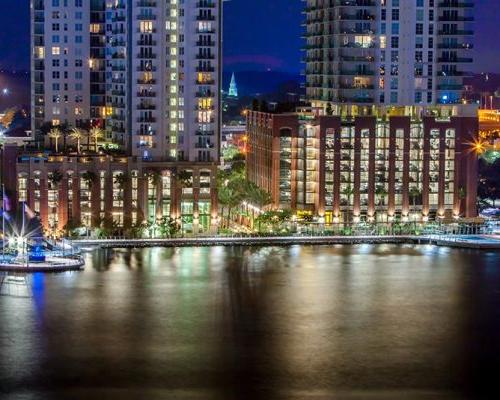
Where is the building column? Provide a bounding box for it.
[438,130,446,218]
[91,174,101,227]
[210,167,219,232]
[353,125,361,220]
[104,169,113,222]
[192,184,200,235]
[271,134,281,209]
[290,135,298,212]
[422,125,431,218]
[155,174,163,220]
[39,178,49,231]
[333,130,341,220]
[57,178,69,232]
[317,126,326,218]
[388,126,396,218]
[137,175,148,223]
[27,178,36,212]
[123,173,133,227]
[72,175,81,225]
[368,130,376,219]
[402,127,410,217]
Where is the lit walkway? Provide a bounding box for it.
[73,235,500,250]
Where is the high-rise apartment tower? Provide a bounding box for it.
[31,0,221,163]
[303,0,475,115]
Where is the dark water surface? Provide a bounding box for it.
[1,244,500,400]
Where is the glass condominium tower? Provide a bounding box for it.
[303,0,475,115]
[31,0,222,163]
[106,0,221,162]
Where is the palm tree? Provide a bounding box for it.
[375,186,388,207]
[341,185,355,223]
[89,127,104,152]
[247,182,272,210]
[69,128,85,153]
[409,186,421,216]
[48,128,62,153]
[48,170,64,188]
[176,170,192,187]
[245,182,272,227]
[81,171,97,188]
[114,172,129,190]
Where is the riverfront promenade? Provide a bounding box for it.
[73,234,500,250]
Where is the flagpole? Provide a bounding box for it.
[2,184,5,260]
[22,201,26,266]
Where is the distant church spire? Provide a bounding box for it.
[228,72,238,98]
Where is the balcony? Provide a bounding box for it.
[196,14,215,21]
[196,91,215,97]
[438,43,473,49]
[137,40,156,46]
[437,84,463,90]
[137,78,156,84]
[196,130,215,136]
[137,117,156,123]
[137,130,156,136]
[137,91,156,97]
[338,70,375,76]
[137,14,156,20]
[196,66,215,72]
[196,54,215,60]
[437,57,473,63]
[338,97,374,104]
[437,70,469,77]
[137,66,157,72]
[195,143,215,149]
[197,1,215,7]
[196,41,215,46]
[137,0,156,6]
[438,1,474,6]
[196,79,215,85]
[438,16,474,22]
[137,53,157,59]
[196,28,215,34]
[438,30,474,36]
[137,103,156,110]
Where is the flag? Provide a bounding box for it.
[2,189,11,212]
[0,209,11,221]
[24,204,36,220]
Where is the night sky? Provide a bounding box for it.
[0,0,499,74]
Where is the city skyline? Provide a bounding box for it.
[1,1,499,74]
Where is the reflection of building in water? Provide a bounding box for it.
[0,274,32,298]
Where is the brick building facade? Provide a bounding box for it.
[2,146,218,234]
[247,110,478,223]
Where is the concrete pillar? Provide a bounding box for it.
[57,178,69,231]
[91,173,101,227]
[422,124,431,217]
[39,178,49,231]
[72,174,81,225]
[123,172,133,227]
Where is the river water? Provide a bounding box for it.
[1,244,499,400]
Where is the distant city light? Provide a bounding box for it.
[1,88,8,95]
